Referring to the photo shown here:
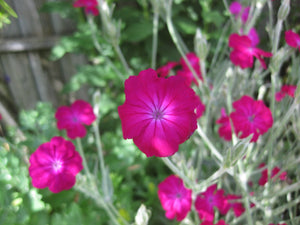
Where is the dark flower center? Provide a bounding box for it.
[152,109,164,120]
[248,114,255,122]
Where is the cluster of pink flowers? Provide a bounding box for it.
[118,68,203,157]
[275,84,297,102]
[29,100,96,193]
[216,95,273,142]
[158,175,245,223]
[258,163,287,186]
[73,0,99,16]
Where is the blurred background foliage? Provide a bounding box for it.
[1,0,300,224]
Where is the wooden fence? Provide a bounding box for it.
[0,0,89,124]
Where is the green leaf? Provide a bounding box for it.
[0,0,17,18]
[122,20,153,42]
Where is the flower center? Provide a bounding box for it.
[52,160,63,173]
[248,114,255,122]
[152,109,164,120]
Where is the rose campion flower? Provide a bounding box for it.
[229,1,249,24]
[195,184,227,222]
[73,0,99,16]
[176,52,203,86]
[216,108,232,141]
[275,84,297,102]
[229,33,272,69]
[118,68,200,157]
[248,28,260,47]
[29,136,83,193]
[230,95,273,142]
[156,61,178,77]
[258,163,287,186]
[224,194,245,217]
[158,175,192,221]
[201,220,228,225]
[285,30,300,50]
[55,100,96,139]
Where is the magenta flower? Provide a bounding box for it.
[118,68,200,157]
[156,61,178,77]
[158,175,192,221]
[229,1,242,15]
[201,220,228,225]
[248,28,260,47]
[229,33,272,69]
[285,30,300,50]
[275,84,297,102]
[195,184,227,222]
[29,136,83,193]
[216,108,232,141]
[258,163,287,186]
[229,2,249,24]
[224,194,245,217]
[55,100,96,139]
[269,223,287,225]
[73,0,99,16]
[176,52,203,86]
[230,95,273,142]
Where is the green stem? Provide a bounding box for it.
[87,16,125,81]
[113,43,131,75]
[161,157,193,187]
[165,0,202,87]
[151,3,159,69]
[76,138,92,179]
[197,124,223,163]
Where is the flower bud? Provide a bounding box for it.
[278,0,290,21]
[194,28,209,60]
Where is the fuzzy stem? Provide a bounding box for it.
[151,3,159,69]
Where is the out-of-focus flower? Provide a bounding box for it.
[248,28,260,47]
[176,52,202,86]
[73,0,99,16]
[201,220,228,225]
[275,84,297,101]
[55,100,96,139]
[216,108,232,141]
[229,1,249,24]
[223,194,245,217]
[29,136,83,193]
[258,163,287,186]
[195,184,227,222]
[285,30,300,50]
[158,175,192,221]
[230,95,273,142]
[229,33,272,69]
[118,68,200,157]
[156,62,178,77]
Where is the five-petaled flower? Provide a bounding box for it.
[216,108,232,141]
[258,163,287,186]
[73,0,99,16]
[229,33,272,69]
[275,84,297,102]
[55,99,96,139]
[118,68,201,157]
[195,184,227,222]
[223,194,245,217]
[230,95,273,142]
[285,30,300,51]
[176,52,203,86]
[156,61,178,78]
[29,136,83,193]
[158,175,192,221]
